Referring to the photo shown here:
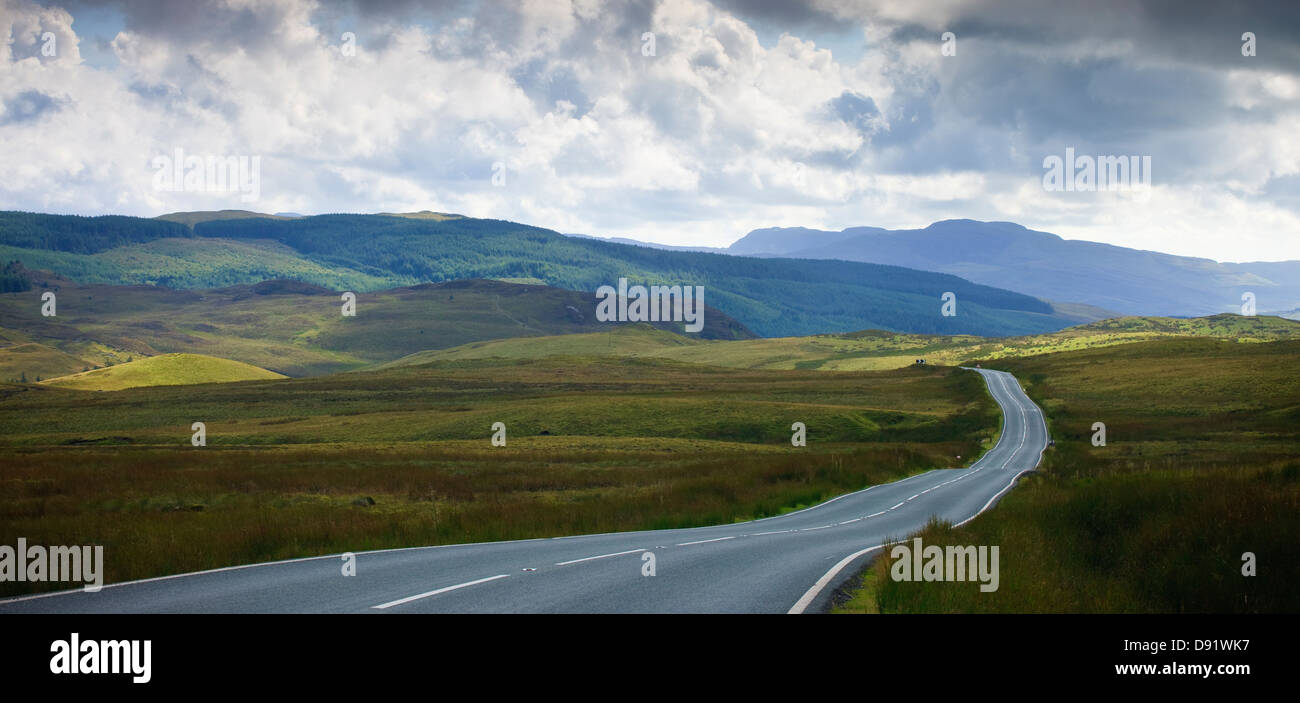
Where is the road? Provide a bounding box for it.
[0,368,1048,614]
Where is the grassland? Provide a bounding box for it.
[7,268,1290,386]
[0,358,996,596]
[40,353,286,390]
[0,278,753,379]
[380,325,706,367]
[386,312,1300,372]
[0,342,92,382]
[5,292,1296,609]
[835,338,1300,613]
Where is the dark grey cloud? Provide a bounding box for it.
[710,0,849,35]
[871,0,1300,73]
[67,0,278,50]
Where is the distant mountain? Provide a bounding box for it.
[729,226,885,257]
[563,232,729,254]
[728,219,1300,317]
[0,211,1082,338]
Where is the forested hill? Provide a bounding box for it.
[0,212,191,253]
[1,210,1076,337]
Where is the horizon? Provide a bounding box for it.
[11,206,1295,266]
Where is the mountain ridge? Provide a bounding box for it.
[727,219,1300,317]
[0,210,1080,338]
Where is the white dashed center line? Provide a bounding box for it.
[372,574,509,610]
[676,536,736,546]
[554,548,645,566]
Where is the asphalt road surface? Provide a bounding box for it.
[0,368,1048,614]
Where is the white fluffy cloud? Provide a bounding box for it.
[1,0,1298,261]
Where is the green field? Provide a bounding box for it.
[8,266,1291,387]
[835,338,1300,613]
[4,281,1296,610]
[379,324,707,368]
[40,353,286,391]
[387,312,1300,371]
[0,278,753,379]
[0,342,99,383]
[0,358,995,596]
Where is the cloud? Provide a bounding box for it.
[0,89,63,124]
[0,0,1297,261]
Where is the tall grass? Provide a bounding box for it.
[0,442,956,596]
[837,339,1300,613]
[0,360,992,596]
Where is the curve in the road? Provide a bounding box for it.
[0,368,1048,614]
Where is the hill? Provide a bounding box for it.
[192,214,1071,337]
[380,324,706,368]
[0,341,93,383]
[729,219,1300,318]
[0,278,754,378]
[0,210,1082,338]
[155,210,298,228]
[379,211,465,221]
[0,236,399,291]
[384,312,1300,372]
[41,353,287,390]
[0,211,190,254]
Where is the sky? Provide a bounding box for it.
[2,0,1299,262]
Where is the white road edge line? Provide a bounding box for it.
[789,368,1044,615]
[787,545,884,614]
[954,466,1036,528]
[3,370,1031,610]
[372,574,509,610]
[555,548,645,566]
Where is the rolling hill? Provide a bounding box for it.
[379,324,707,368]
[155,210,299,228]
[1,211,1084,338]
[384,312,1300,372]
[41,353,286,391]
[0,237,399,291]
[729,219,1300,318]
[0,278,754,379]
[0,341,93,383]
